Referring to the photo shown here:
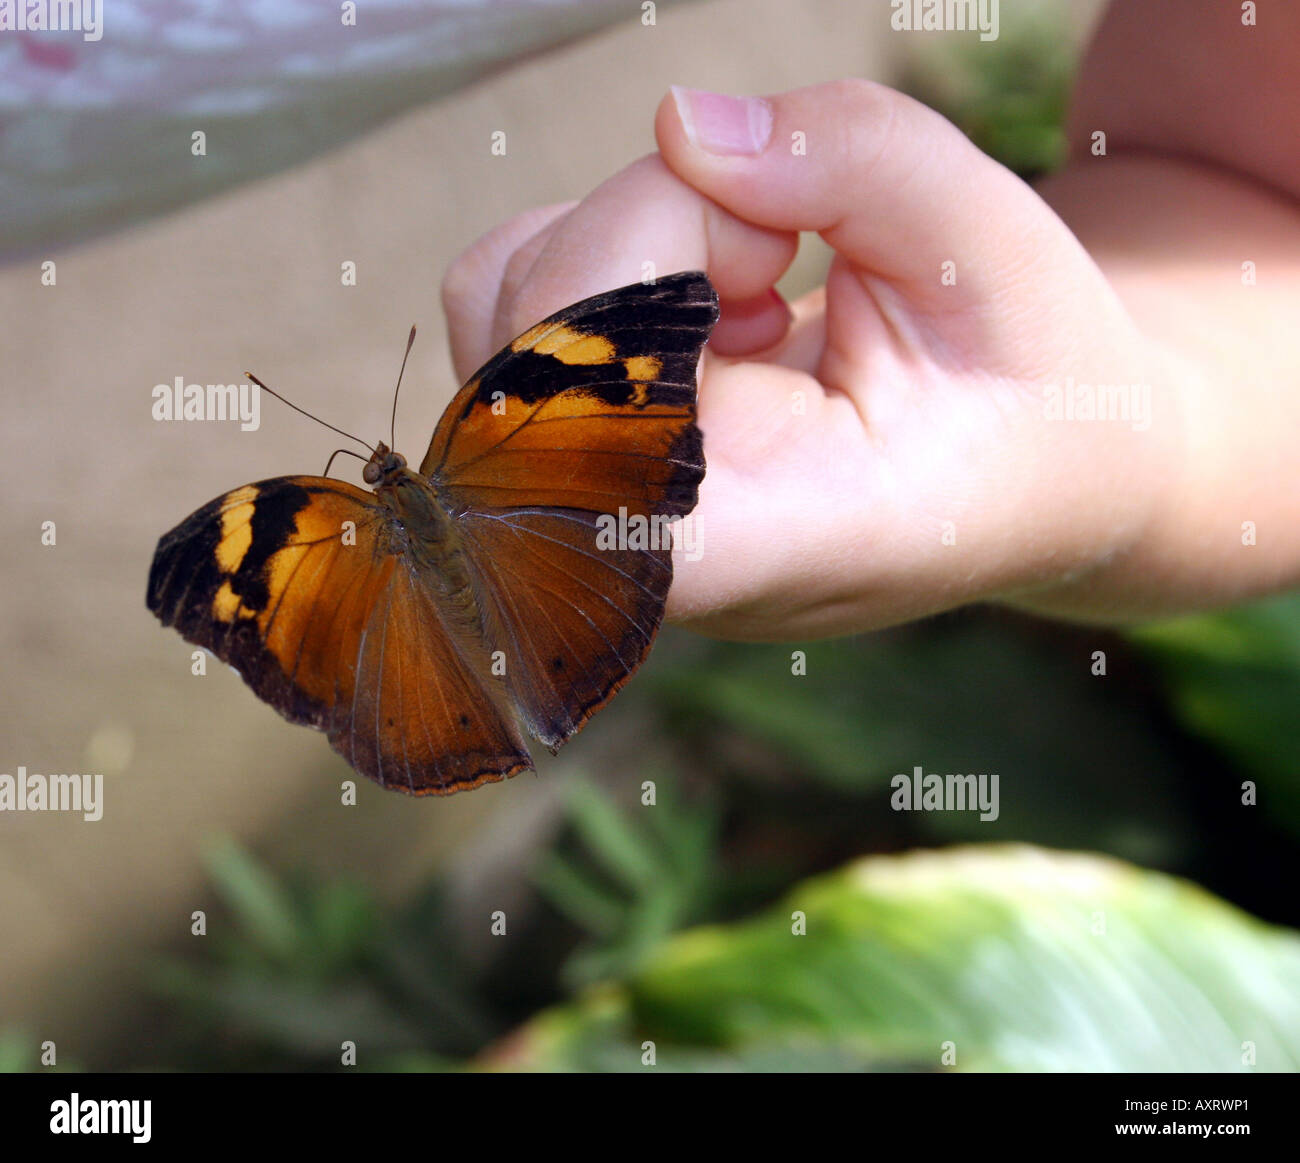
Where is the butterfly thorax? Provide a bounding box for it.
[367,447,476,607]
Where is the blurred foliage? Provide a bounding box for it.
[106,590,1300,1073]
[650,617,1197,861]
[0,1031,38,1073]
[895,2,1075,179]
[533,774,722,989]
[1130,593,1300,841]
[149,837,494,1071]
[0,1030,77,1073]
[489,847,1300,1072]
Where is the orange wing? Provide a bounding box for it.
[425,272,719,750]
[146,476,530,794]
[458,508,672,748]
[422,272,717,518]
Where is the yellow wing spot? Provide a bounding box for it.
[624,355,662,382]
[511,323,617,364]
[215,504,255,574]
[631,382,650,406]
[223,484,260,508]
[212,580,244,622]
[553,333,616,365]
[509,323,552,353]
[530,324,582,355]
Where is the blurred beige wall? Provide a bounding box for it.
[0,0,1099,1061]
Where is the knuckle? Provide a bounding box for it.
[824,77,891,115]
[440,244,479,312]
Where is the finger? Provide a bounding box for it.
[481,215,795,357]
[656,81,1100,345]
[496,152,799,354]
[442,201,575,380]
[490,213,571,353]
[708,287,795,358]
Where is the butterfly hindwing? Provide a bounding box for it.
[147,476,531,794]
[458,507,673,748]
[338,553,532,793]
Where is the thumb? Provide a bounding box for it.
[656,81,1113,367]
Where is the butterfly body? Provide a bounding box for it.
[366,449,473,592]
[148,272,719,796]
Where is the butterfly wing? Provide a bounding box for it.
[146,476,530,793]
[456,507,673,748]
[421,271,717,515]
[423,272,719,749]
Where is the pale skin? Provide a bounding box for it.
[441,2,1300,642]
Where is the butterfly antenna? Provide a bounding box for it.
[391,325,417,449]
[321,447,370,479]
[244,372,376,454]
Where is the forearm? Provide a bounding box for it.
[1006,5,1300,621]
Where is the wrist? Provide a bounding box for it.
[992,335,1196,623]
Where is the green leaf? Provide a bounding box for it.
[493,847,1300,1072]
[303,880,376,971]
[532,851,628,937]
[163,969,417,1058]
[1129,593,1300,837]
[535,776,723,990]
[201,836,300,963]
[0,1030,33,1072]
[560,777,659,895]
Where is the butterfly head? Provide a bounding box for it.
[363,442,408,487]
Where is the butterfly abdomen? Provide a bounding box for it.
[379,469,478,602]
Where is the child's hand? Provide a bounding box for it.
[442,80,1295,641]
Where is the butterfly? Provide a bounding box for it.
[148,272,718,795]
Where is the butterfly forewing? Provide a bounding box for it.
[422,271,716,518]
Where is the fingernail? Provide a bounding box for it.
[671,86,772,156]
